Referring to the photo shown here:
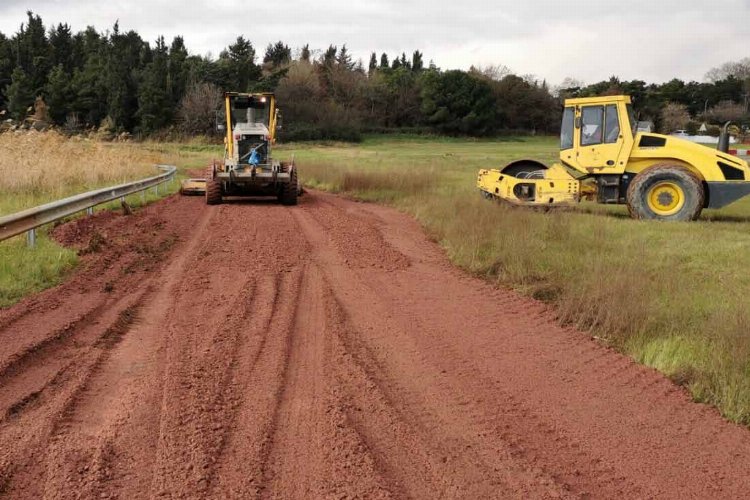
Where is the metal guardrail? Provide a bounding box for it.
[0,164,177,246]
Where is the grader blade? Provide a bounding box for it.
[180,178,207,196]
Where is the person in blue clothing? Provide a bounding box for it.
[249,146,261,166]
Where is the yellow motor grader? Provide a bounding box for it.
[477,95,750,220]
[199,92,299,205]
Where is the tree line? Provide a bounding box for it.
[0,11,748,141]
[0,11,561,140]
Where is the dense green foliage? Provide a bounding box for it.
[1,11,748,139]
[0,11,560,139]
[420,70,499,136]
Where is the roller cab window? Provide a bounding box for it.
[561,107,574,150]
[604,104,620,144]
[581,106,604,146]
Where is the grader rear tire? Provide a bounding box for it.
[279,167,298,206]
[205,164,222,205]
[626,164,704,221]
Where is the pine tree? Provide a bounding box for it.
[71,26,102,71]
[0,32,13,108]
[70,47,107,127]
[105,23,142,130]
[300,44,311,62]
[49,23,74,73]
[185,54,228,89]
[45,64,72,124]
[168,36,189,107]
[380,53,389,69]
[13,11,51,95]
[264,41,291,67]
[322,45,337,67]
[412,50,423,72]
[224,36,260,91]
[400,53,410,70]
[337,45,353,70]
[138,36,171,134]
[368,52,378,75]
[67,26,108,128]
[5,67,34,120]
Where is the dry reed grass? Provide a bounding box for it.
[302,161,437,202]
[0,131,165,199]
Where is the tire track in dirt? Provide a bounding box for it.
[138,203,308,499]
[258,263,333,498]
[328,191,750,499]
[0,298,110,378]
[292,203,578,499]
[25,204,217,500]
[205,268,303,498]
[261,264,394,499]
[206,273,280,490]
[0,292,145,423]
[0,295,148,496]
[0,196,211,498]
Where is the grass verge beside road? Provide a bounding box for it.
[285,135,750,425]
[0,235,78,307]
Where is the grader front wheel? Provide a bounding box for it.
[627,165,704,221]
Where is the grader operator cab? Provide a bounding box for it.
[204,92,299,205]
[478,95,750,221]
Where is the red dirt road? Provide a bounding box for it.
[2,191,750,499]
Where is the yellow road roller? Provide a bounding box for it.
[478,95,750,220]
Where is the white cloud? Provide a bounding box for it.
[1,0,748,84]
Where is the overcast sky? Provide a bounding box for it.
[1,1,749,85]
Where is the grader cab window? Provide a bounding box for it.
[581,106,604,146]
[230,95,271,127]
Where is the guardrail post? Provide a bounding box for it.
[154,184,159,197]
[26,228,36,248]
[86,207,94,216]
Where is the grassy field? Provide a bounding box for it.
[0,132,212,307]
[276,135,750,425]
